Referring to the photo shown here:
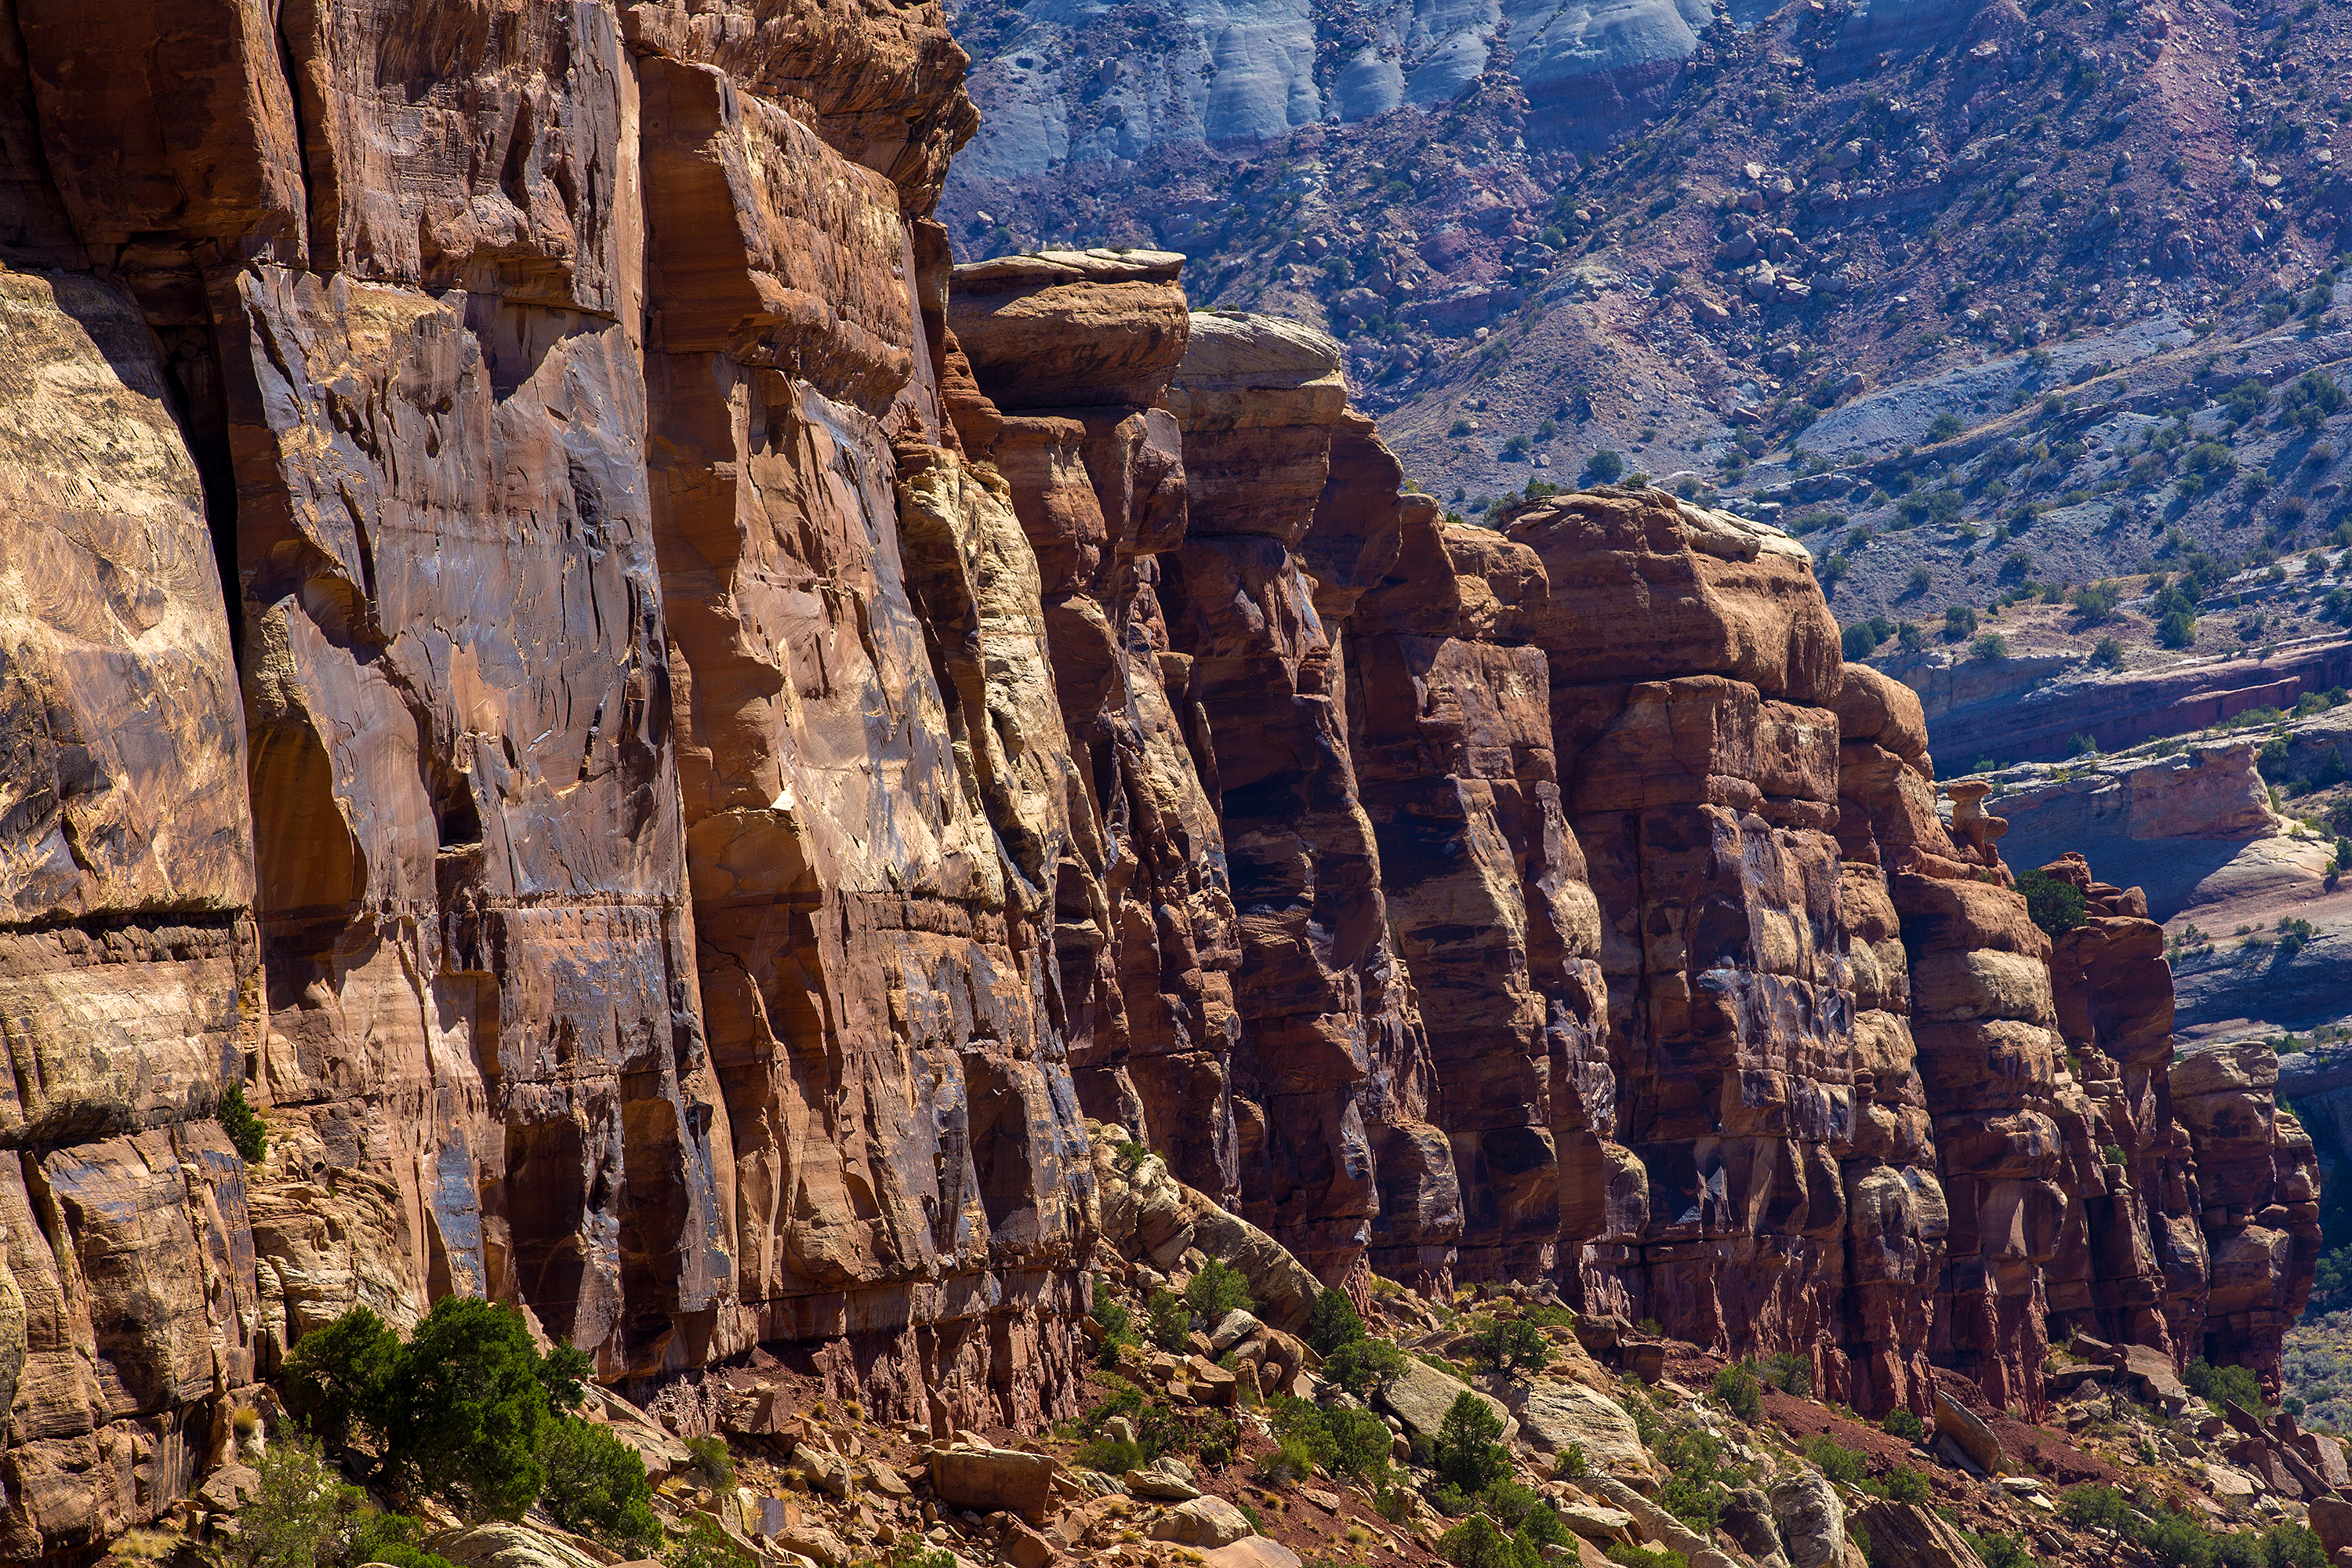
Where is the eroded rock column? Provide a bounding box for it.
[946,250,1246,1210]
[637,51,1094,1429]
[1159,314,1434,1290]
[1508,490,1862,1384]
[1348,503,1610,1290]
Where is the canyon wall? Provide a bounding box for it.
[0,2,2322,1558]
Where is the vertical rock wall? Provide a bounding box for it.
[1156,314,1435,1290]
[1506,492,1867,1385]
[0,7,2330,1549]
[1348,505,1610,1291]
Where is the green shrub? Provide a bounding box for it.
[1185,1261,1253,1321]
[1882,1408,1926,1442]
[2016,868,2088,939]
[1439,1514,1540,1568]
[344,1512,462,1568]
[1801,1435,1867,1486]
[218,1081,269,1164]
[229,1436,362,1568]
[2185,1358,2266,1414]
[1881,1466,1933,1504]
[1325,1336,1408,1396]
[664,1516,757,1568]
[1759,1352,1813,1396]
[1963,1533,2031,1568]
[1304,1290,1367,1355]
[1607,1547,1690,1568]
[285,1305,404,1449]
[2260,1524,2325,1568]
[2138,1508,2216,1568]
[1436,1392,1512,1494]
[1147,1289,1192,1352]
[2058,1486,2136,1532]
[538,1418,659,1552]
[1584,449,1626,485]
[1483,1479,1559,1534]
[1076,1436,1145,1474]
[1555,1441,1588,1479]
[686,1434,734,1489]
[1269,1396,1338,1471]
[285,1297,593,1521]
[1712,1363,1763,1421]
[1656,1427,1738,1534]
[1326,1406,1395,1481]
[1471,1316,1552,1376]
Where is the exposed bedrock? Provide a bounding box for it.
[1156,311,1439,1292]
[0,6,2335,1551]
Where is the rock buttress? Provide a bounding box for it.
[0,262,262,1559]
[637,52,1094,1429]
[1158,312,1439,1292]
[1507,489,1865,1383]
[945,249,1246,1214]
[1348,503,1610,1292]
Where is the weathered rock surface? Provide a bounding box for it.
[1987,743,2281,920]
[0,2,2332,1545]
[1158,310,1439,1289]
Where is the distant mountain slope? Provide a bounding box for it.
[941,0,2352,649]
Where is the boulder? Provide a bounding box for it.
[931,1447,1061,1524]
[1770,1472,1846,1568]
[1850,1501,1987,1568]
[2310,1495,2352,1559]
[1498,1378,1650,1477]
[1153,1495,1258,1548]
[1127,1457,1204,1500]
[1559,1503,1638,1542]
[1931,1388,2006,1476]
[1203,1539,1307,1568]
[428,1524,609,1568]
[1375,1356,1517,1443]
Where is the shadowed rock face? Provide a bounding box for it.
[0,10,2328,1555]
[1157,311,1433,1290]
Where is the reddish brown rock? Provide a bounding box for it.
[2171,1040,2321,1389]
[1349,506,1611,1287]
[0,264,263,1560]
[947,250,1241,1213]
[1160,311,1435,1289]
[0,7,2334,1548]
[1510,492,1883,1396]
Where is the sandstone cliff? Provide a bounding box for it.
[0,3,2324,1558]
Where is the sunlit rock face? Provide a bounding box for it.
[946,0,1721,192]
[0,3,2322,1549]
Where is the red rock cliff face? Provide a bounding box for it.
[0,9,2327,1555]
[0,3,1091,1557]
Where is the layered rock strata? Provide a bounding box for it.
[1156,314,1439,1291]
[0,9,2332,1554]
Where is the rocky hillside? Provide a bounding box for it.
[0,1,2336,1565]
[939,0,2352,632]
